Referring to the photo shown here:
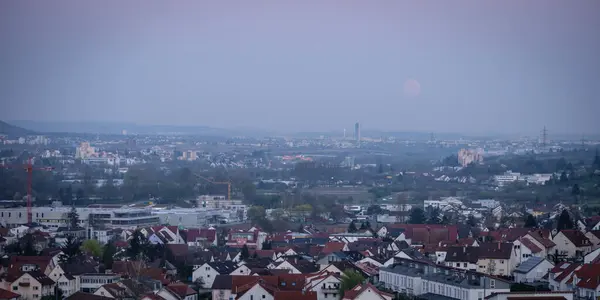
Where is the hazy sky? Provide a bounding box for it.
[1,1,599,135]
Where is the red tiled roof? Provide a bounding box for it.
[559,230,592,247]
[186,228,217,243]
[274,291,317,300]
[588,230,600,240]
[519,238,543,253]
[166,283,196,297]
[6,256,53,280]
[526,232,556,248]
[322,242,345,254]
[385,224,458,244]
[553,263,581,282]
[0,288,20,300]
[574,263,600,290]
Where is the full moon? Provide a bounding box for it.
[403,79,421,97]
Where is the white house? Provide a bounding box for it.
[341,283,393,300]
[9,272,56,300]
[237,282,274,300]
[192,262,237,288]
[230,264,253,276]
[513,257,554,283]
[156,284,198,300]
[305,272,342,300]
[513,238,544,265]
[56,273,78,297]
[552,230,592,258]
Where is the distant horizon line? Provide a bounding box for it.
[5,119,599,139]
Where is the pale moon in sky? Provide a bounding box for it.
[403,79,421,97]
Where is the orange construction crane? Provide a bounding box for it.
[194,173,231,200]
[1,158,54,225]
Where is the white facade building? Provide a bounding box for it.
[379,258,510,299]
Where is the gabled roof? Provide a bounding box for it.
[559,230,592,247]
[25,271,55,286]
[574,263,600,290]
[211,275,232,290]
[478,243,512,260]
[278,259,318,274]
[443,246,479,263]
[587,230,600,240]
[553,263,581,282]
[185,228,217,243]
[166,283,196,297]
[342,283,393,300]
[518,238,543,254]
[208,261,238,274]
[274,290,317,300]
[8,256,52,274]
[526,231,556,248]
[513,257,548,274]
[322,242,345,254]
[99,282,135,298]
[0,288,20,300]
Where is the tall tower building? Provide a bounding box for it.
[354,122,360,142]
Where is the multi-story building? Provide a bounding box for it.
[379,258,510,299]
[75,142,96,159]
[79,273,121,293]
[152,207,242,227]
[0,206,159,230]
[458,149,483,167]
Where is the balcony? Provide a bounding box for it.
[322,285,340,292]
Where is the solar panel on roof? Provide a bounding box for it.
[515,256,544,273]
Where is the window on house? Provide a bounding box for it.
[262,296,265,299]
[490,279,496,288]
[12,287,17,291]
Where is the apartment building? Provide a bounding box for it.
[379,258,510,300]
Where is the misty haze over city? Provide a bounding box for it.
[5,3,600,299]
[1,1,599,135]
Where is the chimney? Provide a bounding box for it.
[463,246,466,253]
[497,242,501,250]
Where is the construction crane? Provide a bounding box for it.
[0,157,54,225]
[194,173,231,200]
